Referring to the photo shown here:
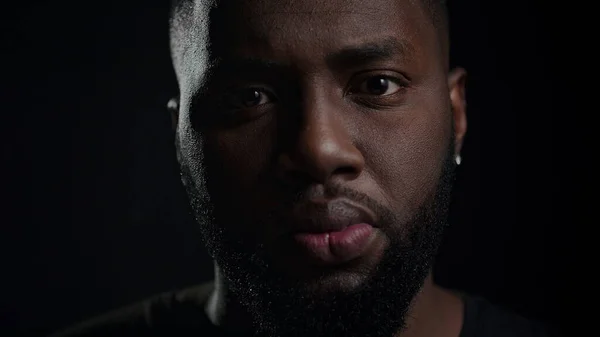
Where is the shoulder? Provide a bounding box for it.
[460,295,560,337]
[48,282,216,337]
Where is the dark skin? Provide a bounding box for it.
[170,0,467,336]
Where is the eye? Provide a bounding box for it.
[354,76,403,96]
[224,88,274,109]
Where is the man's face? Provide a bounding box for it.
[173,0,466,335]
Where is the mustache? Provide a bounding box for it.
[275,182,398,229]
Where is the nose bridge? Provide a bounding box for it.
[298,88,346,156]
[281,82,365,183]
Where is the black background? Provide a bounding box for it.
[3,1,581,336]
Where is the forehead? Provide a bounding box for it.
[175,0,441,87]
[208,0,434,57]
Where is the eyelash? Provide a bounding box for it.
[347,75,407,97]
[219,87,277,111]
[220,74,408,111]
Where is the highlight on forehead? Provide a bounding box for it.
[168,0,450,74]
[169,0,448,36]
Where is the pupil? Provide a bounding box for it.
[243,90,261,106]
[367,77,388,94]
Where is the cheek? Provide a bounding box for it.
[204,114,278,193]
[200,117,281,238]
[360,105,450,217]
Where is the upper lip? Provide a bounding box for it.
[288,198,377,234]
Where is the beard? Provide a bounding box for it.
[176,131,457,337]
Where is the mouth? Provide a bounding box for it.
[292,223,376,265]
[289,198,378,233]
[285,198,380,265]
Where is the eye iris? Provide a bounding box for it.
[242,89,261,107]
[366,77,389,95]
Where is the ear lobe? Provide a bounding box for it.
[167,97,179,131]
[448,67,468,156]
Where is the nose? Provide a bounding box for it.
[277,94,365,186]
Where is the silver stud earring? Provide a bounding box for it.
[455,154,462,166]
[167,98,179,112]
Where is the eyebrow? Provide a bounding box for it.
[325,37,414,70]
[209,37,413,80]
[213,57,290,77]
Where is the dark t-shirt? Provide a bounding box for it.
[49,282,557,337]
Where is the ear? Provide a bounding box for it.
[167,97,179,132]
[448,67,467,156]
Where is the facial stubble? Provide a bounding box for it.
[176,129,457,337]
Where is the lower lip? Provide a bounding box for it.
[292,223,375,265]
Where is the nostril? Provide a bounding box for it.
[334,166,360,179]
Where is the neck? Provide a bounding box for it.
[205,266,464,337]
[397,273,464,337]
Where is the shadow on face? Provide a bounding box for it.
[171,0,467,295]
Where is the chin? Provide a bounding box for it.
[298,268,374,295]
